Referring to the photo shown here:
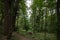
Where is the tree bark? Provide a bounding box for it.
[57,0,60,40]
[2,0,20,40]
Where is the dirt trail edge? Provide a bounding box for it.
[12,32,37,40]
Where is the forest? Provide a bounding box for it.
[0,0,60,40]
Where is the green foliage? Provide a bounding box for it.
[30,0,57,33]
[0,0,57,40]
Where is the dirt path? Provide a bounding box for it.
[0,32,36,40]
[12,32,36,40]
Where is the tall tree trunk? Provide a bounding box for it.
[57,0,60,40]
[3,0,11,35]
[2,0,20,40]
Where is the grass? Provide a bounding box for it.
[18,31,57,40]
[11,36,20,40]
[5,29,57,40]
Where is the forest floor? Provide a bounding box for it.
[0,32,56,40]
[0,32,36,40]
[12,32,37,40]
[12,32,56,40]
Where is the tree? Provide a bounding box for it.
[57,0,60,40]
[2,0,20,40]
[15,0,28,32]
